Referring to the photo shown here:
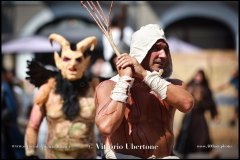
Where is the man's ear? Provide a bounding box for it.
[54,51,61,69]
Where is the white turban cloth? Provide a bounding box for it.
[129,24,172,78]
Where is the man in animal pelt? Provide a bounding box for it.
[24,34,98,159]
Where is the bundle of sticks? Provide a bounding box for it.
[80,1,121,56]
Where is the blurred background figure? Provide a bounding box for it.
[174,69,220,159]
[216,67,238,127]
[1,67,25,159]
[101,3,134,78]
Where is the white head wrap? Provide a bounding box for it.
[129,24,172,78]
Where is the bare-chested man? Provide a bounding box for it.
[25,34,98,159]
[95,24,194,159]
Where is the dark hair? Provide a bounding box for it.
[55,73,90,120]
[187,69,210,89]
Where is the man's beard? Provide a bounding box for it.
[55,73,90,120]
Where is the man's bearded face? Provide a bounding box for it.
[59,50,88,81]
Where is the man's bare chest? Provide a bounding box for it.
[45,91,95,120]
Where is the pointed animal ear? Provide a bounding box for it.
[54,51,61,69]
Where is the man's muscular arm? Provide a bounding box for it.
[25,79,54,156]
[95,81,127,136]
[95,60,133,136]
[25,103,43,156]
[164,80,194,113]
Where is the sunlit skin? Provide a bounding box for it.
[141,40,168,72]
[115,40,169,79]
[95,40,194,158]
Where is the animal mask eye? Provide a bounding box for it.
[63,57,70,62]
[76,57,82,63]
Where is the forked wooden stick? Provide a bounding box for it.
[80,1,121,56]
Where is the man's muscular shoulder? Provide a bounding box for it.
[95,80,115,105]
[96,80,116,93]
[168,78,184,87]
[34,77,56,107]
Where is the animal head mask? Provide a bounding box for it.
[49,33,97,81]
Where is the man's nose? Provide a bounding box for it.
[158,50,166,58]
[70,59,78,66]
